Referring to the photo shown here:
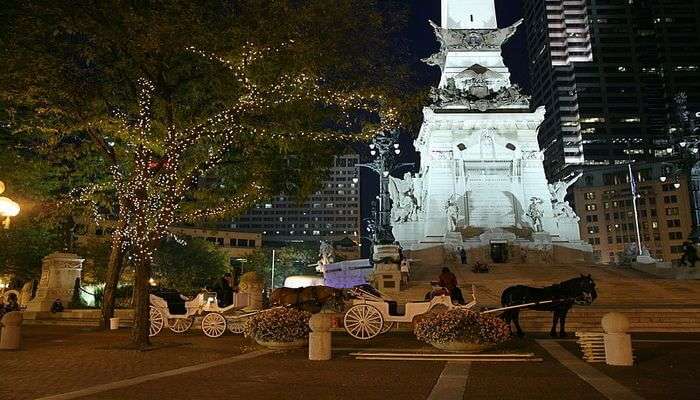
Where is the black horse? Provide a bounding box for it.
[500,275,597,338]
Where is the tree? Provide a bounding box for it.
[1,1,415,348]
[0,214,61,285]
[153,238,228,295]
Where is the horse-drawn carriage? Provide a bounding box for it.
[342,285,477,340]
[149,289,257,338]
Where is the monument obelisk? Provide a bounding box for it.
[389,0,587,256]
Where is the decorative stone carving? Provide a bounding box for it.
[429,19,523,51]
[429,78,530,110]
[526,197,544,233]
[445,197,460,232]
[421,51,446,71]
[25,252,83,312]
[317,241,335,269]
[389,173,420,224]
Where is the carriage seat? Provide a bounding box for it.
[149,288,188,315]
[386,300,407,316]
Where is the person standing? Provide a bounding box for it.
[438,267,465,305]
[219,273,234,307]
[459,248,467,265]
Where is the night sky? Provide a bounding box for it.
[359,0,528,248]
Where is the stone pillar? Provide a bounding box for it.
[0,311,23,350]
[308,311,332,361]
[239,272,264,310]
[601,312,634,366]
[25,252,84,312]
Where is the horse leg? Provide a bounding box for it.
[559,308,569,338]
[512,310,524,337]
[502,310,513,334]
[550,311,559,337]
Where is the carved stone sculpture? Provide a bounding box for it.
[389,173,419,224]
[318,241,335,268]
[445,198,460,232]
[526,197,544,232]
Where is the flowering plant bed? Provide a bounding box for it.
[414,309,510,350]
[245,307,311,343]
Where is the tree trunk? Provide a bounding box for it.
[100,238,124,330]
[130,258,152,349]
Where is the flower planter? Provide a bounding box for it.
[429,341,492,353]
[255,338,308,350]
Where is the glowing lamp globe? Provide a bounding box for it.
[0,197,20,217]
[601,312,630,334]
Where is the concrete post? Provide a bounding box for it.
[308,311,332,361]
[0,311,23,350]
[601,312,633,366]
[239,272,264,310]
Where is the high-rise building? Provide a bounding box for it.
[572,163,692,264]
[524,0,700,179]
[229,153,361,249]
[524,0,593,179]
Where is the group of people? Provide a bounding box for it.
[680,241,698,268]
[0,292,20,318]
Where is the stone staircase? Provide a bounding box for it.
[394,245,700,332]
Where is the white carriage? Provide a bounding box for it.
[343,285,477,340]
[149,291,255,338]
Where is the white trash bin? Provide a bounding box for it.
[109,317,120,330]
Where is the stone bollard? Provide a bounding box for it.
[239,272,264,310]
[601,312,633,366]
[110,317,120,330]
[0,311,24,350]
[308,311,333,361]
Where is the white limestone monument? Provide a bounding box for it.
[391,0,590,260]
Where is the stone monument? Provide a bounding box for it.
[25,252,83,312]
[390,0,590,261]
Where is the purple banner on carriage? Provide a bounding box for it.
[317,259,373,289]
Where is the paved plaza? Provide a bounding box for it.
[2,326,698,400]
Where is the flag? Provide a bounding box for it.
[628,164,638,197]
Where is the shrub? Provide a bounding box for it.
[414,309,511,345]
[245,307,311,343]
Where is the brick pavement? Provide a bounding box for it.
[6,328,697,400]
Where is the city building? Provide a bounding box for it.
[229,153,361,252]
[167,226,262,265]
[573,163,692,264]
[523,0,593,179]
[524,0,700,179]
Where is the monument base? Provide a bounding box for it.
[25,252,83,313]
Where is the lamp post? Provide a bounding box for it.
[0,181,20,229]
[666,93,700,242]
[356,130,413,245]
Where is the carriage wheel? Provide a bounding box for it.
[380,321,395,334]
[227,319,246,335]
[168,317,194,334]
[149,306,164,337]
[344,304,383,340]
[201,313,227,338]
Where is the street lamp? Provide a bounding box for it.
[0,181,20,229]
[356,130,414,245]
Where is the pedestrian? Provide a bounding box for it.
[520,246,528,264]
[51,298,64,313]
[4,292,19,313]
[219,273,234,307]
[400,258,410,289]
[680,241,697,268]
[438,267,465,305]
[459,248,467,265]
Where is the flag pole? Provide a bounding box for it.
[629,164,643,255]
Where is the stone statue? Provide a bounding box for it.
[549,172,583,205]
[389,173,418,223]
[422,51,446,71]
[526,197,544,232]
[445,197,460,232]
[482,19,523,47]
[318,241,335,268]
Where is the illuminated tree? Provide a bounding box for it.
[69,43,397,347]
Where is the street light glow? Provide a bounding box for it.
[660,176,667,182]
[674,183,681,189]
